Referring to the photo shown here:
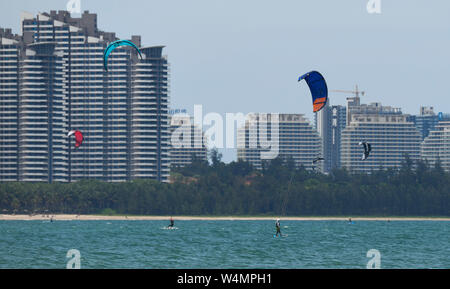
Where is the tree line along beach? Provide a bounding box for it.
[1,158,449,218]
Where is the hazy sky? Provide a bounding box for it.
[1,0,449,162]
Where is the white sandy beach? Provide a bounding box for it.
[0,214,449,221]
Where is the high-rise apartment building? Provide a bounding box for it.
[130,45,170,181]
[421,121,450,171]
[315,102,347,172]
[315,102,331,172]
[169,110,208,167]
[237,113,322,170]
[341,97,421,172]
[330,105,346,170]
[407,107,450,141]
[0,29,21,181]
[0,11,169,182]
[18,42,68,182]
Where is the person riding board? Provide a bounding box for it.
[275,219,282,237]
[168,216,174,228]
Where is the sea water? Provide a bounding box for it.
[0,220,448,269]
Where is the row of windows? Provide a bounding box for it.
[0,45,19,49]
[0,68,19,72]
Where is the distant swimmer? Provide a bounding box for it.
[275,219,282,237]
[168,216,174,228]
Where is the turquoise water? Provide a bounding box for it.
[0,220,448,269]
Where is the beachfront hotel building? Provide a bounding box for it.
[340,96,421,172]
[237,113,322,171]
[169,110,208,167]
[420,121,450,171]
[0,11,169,182]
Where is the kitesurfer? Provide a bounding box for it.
[275,219,282,237]
[359,142,372,160]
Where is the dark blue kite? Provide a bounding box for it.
[298,71,328,113]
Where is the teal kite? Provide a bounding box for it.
[103,40,143,71]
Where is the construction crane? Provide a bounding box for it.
[331,85,365,125]
[331,85,365,97]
